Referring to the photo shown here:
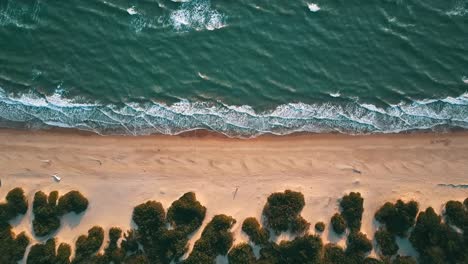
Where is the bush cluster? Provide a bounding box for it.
[0,188,30,264]
[242,217,269,245]
[330,213,346,235]
[27,238,71,264]
[32,190,89,237]
[5,187,468,264]
[185,214,236,264]
[410,206,467,264]
[262,190,310,235]
[131,192,207,263]
[374,200,419,236]
[339,192,364,232]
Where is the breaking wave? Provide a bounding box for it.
[169,0,226,31]
[0,88,467,137]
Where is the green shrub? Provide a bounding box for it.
[102,227,124,264]
[392,255,417,264]
[33,190,89,237]
[5,187,28,216]
[409,207,465,264]
[166,192,206,235]
[74,226,104,263]
[132,200,166,237]
[340,192,364,232]
[444,200,467,229]
[0,188,30,264]
[185,214,236,264]
[0,187,28,223]
[262,190,309,235]
[322,243,345,264]
[56,243,71,264]
[26,239,71,264]
[32,191,60,237]
[228,243,256,264]
[0,226,30,264]
[346,231,372,255]
[57,191,89,215]
[330,213,346,235]
[375,200,418,236]
[315,222,325,232]
[375,229,398,256]
[121,230,139,254]
[242,217,269,245]
[277,235,322,264]
[27,238,57,264]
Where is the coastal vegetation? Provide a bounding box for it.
[32,190,89,237]
[1,187,467,263]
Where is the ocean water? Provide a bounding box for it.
[0,0,467,137]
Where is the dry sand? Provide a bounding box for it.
[1,129,468,260]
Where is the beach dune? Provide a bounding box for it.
[1,129,468,258]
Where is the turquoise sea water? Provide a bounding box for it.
[0,0,467,137]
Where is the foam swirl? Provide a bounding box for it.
[0,88,467,137]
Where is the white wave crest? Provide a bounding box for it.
[127,7,138,15]
[0,88,467,137]
[307,3,320,12]
[169,0,226,31]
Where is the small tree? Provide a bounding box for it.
[228,243,256,264]
[340,192,364,232]
[375,229,398,256]
[315,222,325,232]
[262,190,309,235]
[242,217,269,245]
[331,213,346,235]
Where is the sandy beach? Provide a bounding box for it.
[1,129,468,259]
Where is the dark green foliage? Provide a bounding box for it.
[131,192,207,263]
[101,227,125,264]
[375,229,398,256]
[185,214,236,264]
[26,239,71,264]
[0,188,30,264]
[242,217,269,245]
[330,213,346,235]
[166,192,206,234]
[410,207,465,264]
[33,190,89,237]
[57,191,89,215]
[346,231,372,255]
[27,239,57,264]
[375,200,419,236]
[32,191,60,237]
[228,243,256,264]
[322,243,346,264]
[363,257,384,264]
[392,255,417,264]
[121,230,139,254]
[315,222,325,232]
[73,226,104,263]
[339,192,364,232]
[56,243,71,264]
[444,200,467,229]
[5,187,28,216]
[255,235,322,264]
[0,187,28,223]
[133,200,166,237]
[277,235,322,264]
[0,226,30,264]
[262,190,309,235]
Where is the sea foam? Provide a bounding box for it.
[0,88,467,137]
[169,0,226,32]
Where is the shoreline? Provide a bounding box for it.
[1,128,468,260]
